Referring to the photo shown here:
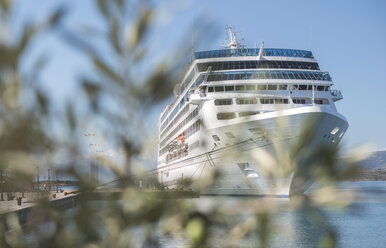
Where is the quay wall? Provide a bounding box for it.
[0,193,78,229]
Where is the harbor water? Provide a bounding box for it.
[159,181,386,248]
[22,181,386,247]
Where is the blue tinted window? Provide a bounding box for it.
[294,72,301,79]
[269,71,276,78]
[194,48,313,59]
[307,71,313,80]
[281,71,287,79]
[310,73,316,80]
[289,72,295,79]
[277,71,283,79]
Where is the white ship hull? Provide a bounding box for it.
[157,106,348,196]
[156,31,348,196]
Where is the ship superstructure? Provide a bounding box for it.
[154,26,348,195]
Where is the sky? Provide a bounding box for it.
[14,0,386,157]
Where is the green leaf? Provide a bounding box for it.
[0,0,10,13]
[128,8,152,50]
[109,18,122,54]
[92,55,125,86]
[65,102,76,130]
[96,0,109,19]
[17,25,36,58]
[47,7,67,28]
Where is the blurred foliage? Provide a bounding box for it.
[0,0,369,248]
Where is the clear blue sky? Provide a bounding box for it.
[16,0,386,152]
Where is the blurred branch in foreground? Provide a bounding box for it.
[0,0,373,248]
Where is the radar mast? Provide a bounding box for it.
[222,25,245,49]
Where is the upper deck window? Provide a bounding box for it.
[260,99,274,104]
[299,85,307,90]
[215,99,233,105]
[235,85,245,91]
[160,110,168,123]
[194,48,314,60]
[225,85,234,91]
[278,84,288,90]
[274,99,289,104]
[246,85,256,91]
[207,83,331,94]
[239,111,259,117]
[317,85,325,91]
[217,112,236,120]
[214,86,224,92]
[314,98,329,105]
[293,99,308,104]
[268,84,277,90]
[260,98,289,104]
[236,98,257,105]
[206,70,332,82]
[180,69,195,95]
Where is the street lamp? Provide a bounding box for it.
[84,133,96,182]
[95,149,104,185]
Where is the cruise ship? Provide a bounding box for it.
[154,26,348,196]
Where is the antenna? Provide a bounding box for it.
[191,11,194,61]
[310,25,313,51]
[258,40,264,60]
[222,25,245,49]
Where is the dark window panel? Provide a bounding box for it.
[235,85,245,91]
[225,85,234,91]
[268,84,277,90]
[214,99,233,105]
[217,112,236,120]
[246,85,255,91]
[278,84,287,90]
[214,86,224,92]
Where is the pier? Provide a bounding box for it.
[0,190,77,228]
[0,188,199,228]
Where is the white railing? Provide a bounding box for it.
[330,89,341,96]
[202,66,212,85]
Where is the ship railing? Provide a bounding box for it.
[164,145,189,164]
[330,89,341,96]
[330,89,343,101]
[202,66,212,85]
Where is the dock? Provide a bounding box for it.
[0,190,78,227]
[0,189,199,228]
[87,188,200,200]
